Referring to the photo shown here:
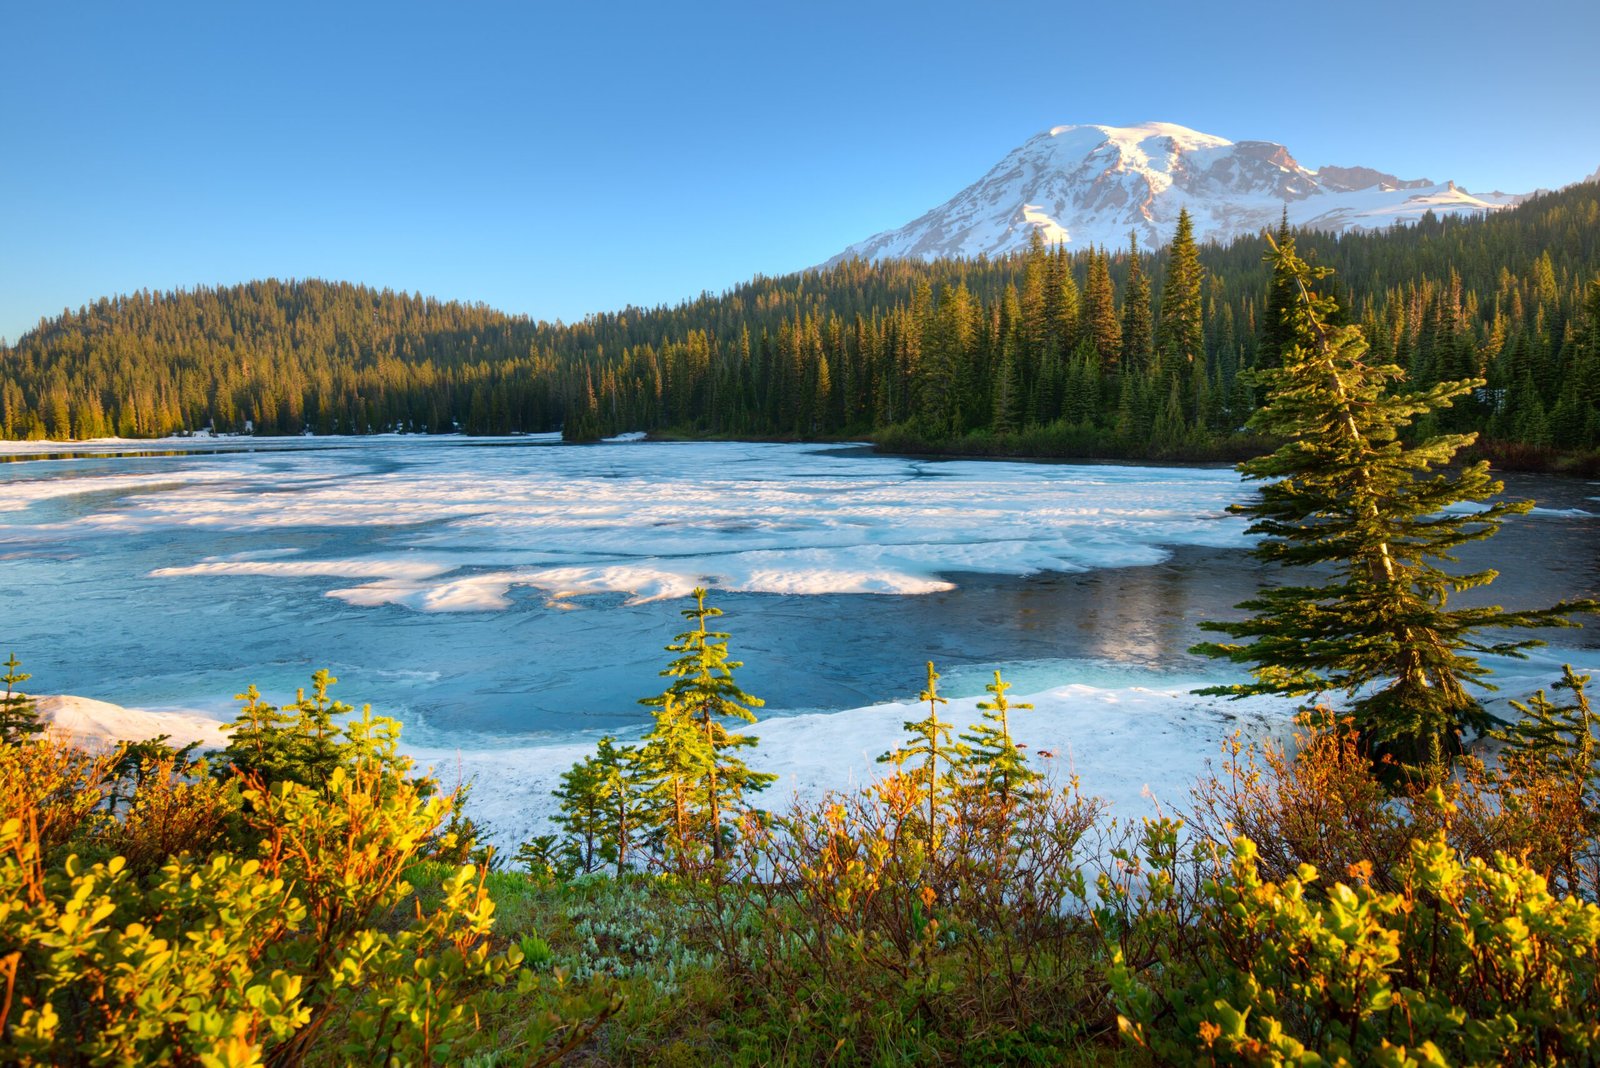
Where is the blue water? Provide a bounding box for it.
[1,437,1594,746]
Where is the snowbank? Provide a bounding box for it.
[409,680,1298,851]
[23,678,1292,847]
[30,694,232,751]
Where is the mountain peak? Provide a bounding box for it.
[1045,121,1233,150]
[828,123,1536,264]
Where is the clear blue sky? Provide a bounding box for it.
[3,0,1596,344]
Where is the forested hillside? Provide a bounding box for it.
[4,181,1597,460]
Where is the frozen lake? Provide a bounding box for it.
[2,435,1596,756]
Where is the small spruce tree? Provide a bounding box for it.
[641,588,774,861]
[515,833,567,880]
[960,669,1040,816]
[1494,665,1596,785]
[593,735,648,876]
[638,693,712,866]
[552,735,648,875]
[215,670,400,791]
[552,752,609,874]
[0,652,41,745]
[879,661,966,857]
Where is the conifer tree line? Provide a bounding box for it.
[4,181,1598,457]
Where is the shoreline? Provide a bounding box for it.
[5,429,1599,479]
[29,677,1303,851]
[32,637,1600,853]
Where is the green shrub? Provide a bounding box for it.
[0,674,610,1067]
[1111,800,1600,1065]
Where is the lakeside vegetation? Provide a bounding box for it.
[4,241,1598,1064]
[5,644,1599,1065]
[3,183,1599,474]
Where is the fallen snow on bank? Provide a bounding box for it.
[30,694,232,751]
[408,679,1299,851]
[32,641,1600,855]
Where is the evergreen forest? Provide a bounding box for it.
[4,181,1599,469]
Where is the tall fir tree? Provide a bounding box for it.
[1120,233,1154,375]
[1082,247,1122,373]
[992,345,1024,436]
[1256,210,1297,370]
[1019,230,1051,363]
[1157,209,1206,415]
[917,283,972,436]
[1194,236,1596,770]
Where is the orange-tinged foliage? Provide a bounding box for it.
[0,671,611,1067]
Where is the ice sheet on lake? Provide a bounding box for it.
[1,439,1258,609]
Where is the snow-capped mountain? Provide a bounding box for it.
[829,122,1534,263]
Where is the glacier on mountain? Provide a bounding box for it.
[830,122,1539,262]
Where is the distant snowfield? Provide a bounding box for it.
[3,436,1253,610]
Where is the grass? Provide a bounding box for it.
[395,861,1140,1067]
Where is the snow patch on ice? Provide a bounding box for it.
[5,441,1257,610]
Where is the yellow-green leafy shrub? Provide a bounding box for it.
[1112,804,1600,1066]
[102,755,241,877]
[0,675,608,1067]
[0,804,308,1065]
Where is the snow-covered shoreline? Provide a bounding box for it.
[409,680,1301,850]
[31,641,1600,854]
[30,694,233,752]
[27,680,1298,848]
